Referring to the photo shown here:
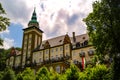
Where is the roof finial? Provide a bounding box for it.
[66,32,68,35]
[34,6,36,13]
[28,7,39,27]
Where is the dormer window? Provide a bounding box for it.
[59,40,62,42]
[73,45,76,49]
[83,37,85,39]
[84,40,88,46]
[81,43,84,47]
[80,51,85,57]
[76,42,80,48]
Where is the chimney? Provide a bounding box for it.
[73,32,76,42]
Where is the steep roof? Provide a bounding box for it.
[39,35,66,50]
[70,34,89,43]
[33,33,89,51]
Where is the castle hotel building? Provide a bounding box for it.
[6,9,94,73]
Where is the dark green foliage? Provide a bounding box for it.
[0,71,4,80]
[49,67,60,80]
[79,64,109,80]
[0,47,21,71]
[65,64,80,80]
[84,0,120,79]
[0,48,11,71]
[20,67,35,80]
[84,0,120,59]
[15,47,22,51]
[16,73,23,80]
[0,64,110,80]
[111,56,120,80]
[0,3,10,45]
[2,67,16,80]
[36,67,50,80]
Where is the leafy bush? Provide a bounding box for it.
[65,64,80,80]
[36,67,50,80]
[17,67,35,80]
[2,67,16,80]
[79,64,109,80]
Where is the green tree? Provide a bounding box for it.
[0,71,4,80]
[36,67,50,80]
[2,67,16,80]
[89,64,109,80]
[65,64,80,80]
[16,72,23,80]
[0,3,10,45]
[79,64,109,80]
[49,67,60,80]
[0,48,11,71]
[20,67,35,80]
[84,0,120,79]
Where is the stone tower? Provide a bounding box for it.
[21,8,43,67]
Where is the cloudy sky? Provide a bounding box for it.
[0,0,95,49]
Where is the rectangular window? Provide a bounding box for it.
[39,58,42,62]
[73,53,76,56]
[60,54,63,57]
[66,52,69,56]
[66,45,69,50]
[46,57,48,60]
[40,52,42,56]
[52,48,54,52]
[46,50,49,54]
[56,48,58,52]
[51,56,53,59]
[56,55,58,60]
[60,46,63,51]
[24,51,26,54]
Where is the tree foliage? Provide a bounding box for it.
[65,64,80,80]
[84,0,120,57]
[79,64,109,80]
[36,67,50,80]
[1,67,16,80]
[0,48,11,71]
[84,0,120,79]
[0,64,110,80]
[0,3,10,45]
[18,67,35,80]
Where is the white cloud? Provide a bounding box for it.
[1,0,96,43]
[38,0,96,39]
[0,38,14,49]
[0,28,10,35]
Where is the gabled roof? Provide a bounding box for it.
[39,35,66,50]
[7,47,21,58]
[34,33,89,51]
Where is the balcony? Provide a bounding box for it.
[43,55,70,65]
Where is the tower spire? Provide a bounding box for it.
[28,8,39,28]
